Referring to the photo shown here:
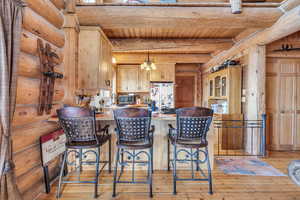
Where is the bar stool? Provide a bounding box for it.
[56,106,112,198]
[167,107,213,195]
[112,108,154,198]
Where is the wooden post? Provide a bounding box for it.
[246,45,266,119]
[65,0,76,14]
[245,45,266,154]
[63,13,80,105]
[230,0,242,14]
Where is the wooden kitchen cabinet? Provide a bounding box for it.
[139,69,150,92]
[117,65,139,92]
[150,64,175,82]
[78,26,113,91]
[207,66,242,150]
[117,65,150,93]
[266,58,300,150]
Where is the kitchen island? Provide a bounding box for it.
[49,111,214,170]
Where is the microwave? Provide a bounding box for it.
[118,95,136,105]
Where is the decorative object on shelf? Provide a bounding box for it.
[37,39,63,115]
[210,60,240,73]
[141,51,156,71]
[273,44,300,52]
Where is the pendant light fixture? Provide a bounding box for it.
[141,51,156,71]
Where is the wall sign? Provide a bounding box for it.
[40,129,67,193]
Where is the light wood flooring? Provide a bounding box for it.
[38,151,300,200]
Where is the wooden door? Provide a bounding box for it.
[266,58,300,150]
[278,75,295,148]
[175,76,195,108]
[294,64,300,148]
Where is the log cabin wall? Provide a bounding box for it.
[12,1,65,199]
[266,31,300,151]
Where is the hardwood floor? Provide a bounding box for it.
[38,151,300,200]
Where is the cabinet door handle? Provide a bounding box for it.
[280,110,285,114]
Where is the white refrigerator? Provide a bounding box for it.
[150,82,174,110]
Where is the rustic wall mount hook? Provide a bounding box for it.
[37,39,63,115]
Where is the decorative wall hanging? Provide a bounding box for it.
[273,44,300,52]
[37,39,63,115]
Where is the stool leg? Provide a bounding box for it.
[94,147,100,198]
[196,148,200,171]
[56,150,67,198]
[173,144,177,195]
[109,137,112,173]
[206,146,213,195]
[79,149,83,172]
[167,139,170,171]
[149,147,153,198]
[150,147,154,174]
[112,148,120,197]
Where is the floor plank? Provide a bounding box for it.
[38,151,300,200]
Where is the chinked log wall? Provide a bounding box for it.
[12,1,65,199]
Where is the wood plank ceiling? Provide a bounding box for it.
[76,0,284,63]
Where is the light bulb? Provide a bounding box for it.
[151,63,156,70]
[112,57,117,64]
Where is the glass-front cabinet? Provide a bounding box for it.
[207,66,241,115]
[221,76,227,97]
[209,80,213,97]
[214,76,221,97]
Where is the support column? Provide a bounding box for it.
[245,45,266,154]
[62,1,79,105]
[246,45,266,119]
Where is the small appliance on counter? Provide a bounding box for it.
[118,94,137,105]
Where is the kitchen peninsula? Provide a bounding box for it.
[49,110,214,170]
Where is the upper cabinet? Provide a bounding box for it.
[117,65,150,93]
[150,64,175,82]
[78,26,113,91]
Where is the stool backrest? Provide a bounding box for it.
[176,107,213,141]
[57,106,98,143]
[113,108,152,143]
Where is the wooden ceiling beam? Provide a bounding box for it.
[202,4,300,70]
[111,38,233,53]
[113,53,211,64]
[234,28,263,43]
[76,6,282,29]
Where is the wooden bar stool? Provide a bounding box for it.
[167,107,214,195]
[112,108,154,198]
[56,106,112,198]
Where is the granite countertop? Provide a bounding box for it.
[48,111,176,122]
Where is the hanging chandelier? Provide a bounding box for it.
[140,52,156,71]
